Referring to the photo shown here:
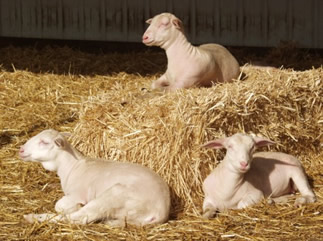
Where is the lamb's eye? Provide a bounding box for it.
[39,140,49,145]
[159,22,169,28]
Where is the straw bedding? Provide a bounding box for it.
[0,43,322,240]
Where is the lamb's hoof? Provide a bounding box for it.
[267,196,289,204]
[202,209,217,219]
[151,82,157,89]
[24,214,36,223]
[294,195,316,207]
[24,213,56,223]
[105,219,126,227]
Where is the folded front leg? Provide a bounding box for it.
[24,213,64,223]
[237,191,263,209]
[151,74,170,89]
[55,195,84,214]
[202,197,218,219]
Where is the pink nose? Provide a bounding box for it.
[240,162,248,168]
[142,35,149,41]
[19,146,24,154]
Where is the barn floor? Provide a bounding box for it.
[0,40,322,240]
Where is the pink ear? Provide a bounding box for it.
[253,136,275,147]
[172,18,183,29]
[146,18,152,24]
[202,138,226,149]
[61,132,71,138]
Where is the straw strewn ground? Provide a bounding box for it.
[0,43,322,240]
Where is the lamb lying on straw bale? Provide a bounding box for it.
[142,12,240,90]
[202,133,316,218]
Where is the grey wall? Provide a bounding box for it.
[0,0,322,48]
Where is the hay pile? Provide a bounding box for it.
[71,66,322,216]
[0,43,322,240]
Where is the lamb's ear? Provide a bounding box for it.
[202,138,226,149]
[54,137,65,148]
[146,18,152,24]
[172,18,183,30]
[60,132,71,138]
[253,136,275,147]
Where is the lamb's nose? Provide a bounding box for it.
[19,146,24,154]
[142,35,149,41]
[240,161,248,168]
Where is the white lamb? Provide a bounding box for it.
[202,133,316,218]
[19,129,171,226]
[142,12,240,91]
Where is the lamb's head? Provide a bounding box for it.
[142,13,184,48]
[203,133,275,173]
[19,129,68,171]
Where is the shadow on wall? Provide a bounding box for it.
[0,38,322,76]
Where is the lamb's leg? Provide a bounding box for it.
[237,191,264,209]
[24,213,60,223]
[267,194,294,204]
[104,219,128,227]
[151,74,170,89]
[67,183,136,225]
[55,195,83,214]
[166,78,193,91]
[24,195,83,224]
[202,198,217,219]
[24,184,130,224]
[291,170,316,206]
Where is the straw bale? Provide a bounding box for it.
[71,66,322,217]
[0,43,322,240]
